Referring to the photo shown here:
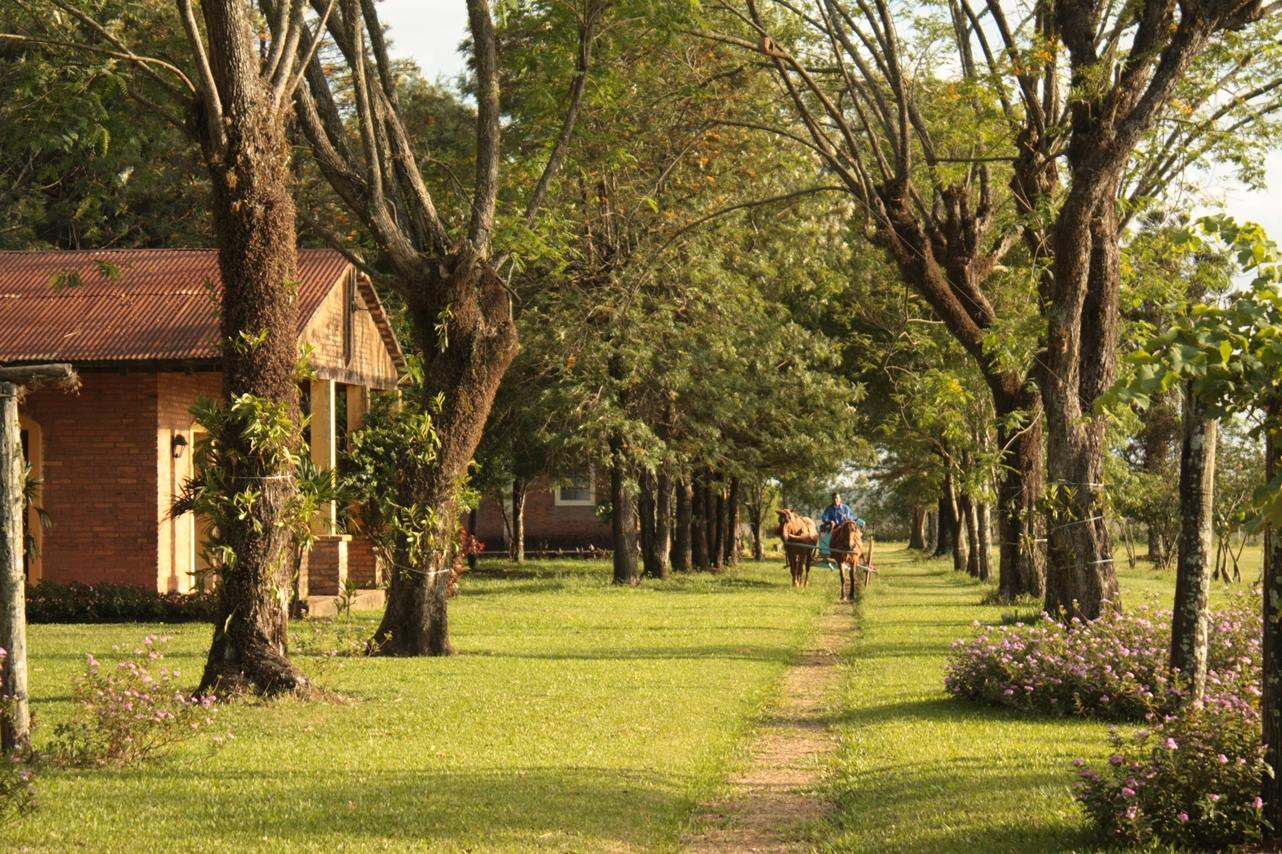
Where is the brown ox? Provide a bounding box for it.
[776,509,818,588]
[829,520,864,601]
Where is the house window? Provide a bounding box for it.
[555,470,595,506]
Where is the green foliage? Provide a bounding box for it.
[171,394,326,581]
[341,392,444,567]
[1108,215,1282,525]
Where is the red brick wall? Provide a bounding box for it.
[474,476,612,551]
[348,537,382,587]
[20,372,162,588]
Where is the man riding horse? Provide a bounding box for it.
[820,492,866,601]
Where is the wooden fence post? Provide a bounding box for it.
[0,364,75,751]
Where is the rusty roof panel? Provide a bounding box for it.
[0,249,349,364]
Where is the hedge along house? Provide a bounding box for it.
[0,249,405,609]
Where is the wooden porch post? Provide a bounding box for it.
[0,363,75,751]
[309,378,337,535]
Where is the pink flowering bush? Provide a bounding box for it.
[51,635,218,767]
[0,649,36,825]
[1074,699,1266,849]
[943,598,1259,720]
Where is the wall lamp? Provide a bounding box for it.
[172,433,189,460]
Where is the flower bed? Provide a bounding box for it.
[1074,698,1266,849]
[944,598,1259,720]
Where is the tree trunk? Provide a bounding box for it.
[934,496,955,558]
[673,478,692,572]
[961,491,980,577]
[724,476,740,566]
[1263,401,1282,840]
[195,6,307,692]
[0,381,30,750]
[925,509,937,554]
[1170,387,1217,702]
[705,474,722,571]
[609,434,639,586]
[712,478,726,571]
[467,507,479,572]
[511,478,526,564]
[1040,190,1122,620]
[945,471,969,573]
[994,389,1046,601]
[691,472,709,570]
[371,258,520,656]
[639,467,656,575]
[977,500,993,582]
[749,503,764,561]
[652,470,672,579]
[908,504,927,550]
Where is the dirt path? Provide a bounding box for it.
[681,603,855,853]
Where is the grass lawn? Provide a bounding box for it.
[819,544,1258,853]
[6,559,832,853]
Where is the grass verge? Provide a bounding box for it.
[5,558,830,853]
[818,545,1235,853]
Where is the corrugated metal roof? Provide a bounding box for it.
[0,248,349,364]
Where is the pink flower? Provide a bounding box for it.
[1177,812,1189,823]
[1164,738,1178,750]
[1121,787,1136,798]
[1254,797,1264,810]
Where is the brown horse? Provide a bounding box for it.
[829,520,864,601]
[776,508,818,587]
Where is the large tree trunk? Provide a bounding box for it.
[652,470,672,579]
[510,478,527,564]
[934,496,955,558]
[691,471,709,570]
[925,509,937,553]
[908,504,927,550]
[195,4,307,693]
[993,388,1046,600]
[748,499,764,561]
[1170,386,1217,701]
[609,434,639,586]
[724,476,739,566]
[1265,401,1282,840]
[1040,190,1122,620]
[371,258,519,656]
[673,478,692,572]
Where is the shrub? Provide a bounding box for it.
[50,635,219,767]
[25,582,218,624]
[944,598,1259,720]
[0,649,36,826]
[1074,698,1267,849]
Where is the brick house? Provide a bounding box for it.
[1,249,404,605]
[473,471,612,553]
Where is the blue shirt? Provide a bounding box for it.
[821,503,854,526]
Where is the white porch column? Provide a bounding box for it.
[310,378,337,535]
[345,384,369,434]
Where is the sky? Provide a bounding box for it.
[377,1,1282,244]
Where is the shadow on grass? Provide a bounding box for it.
[21,765,689,850]
[481,643,797,664]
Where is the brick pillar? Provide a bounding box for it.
[307,534,350,596]
[348,537,382,588]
